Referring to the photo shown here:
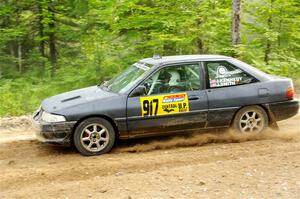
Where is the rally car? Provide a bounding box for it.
[32,55,299,156]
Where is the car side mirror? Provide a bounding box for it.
[130,85,147,97]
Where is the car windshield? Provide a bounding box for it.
[104,62,152,93]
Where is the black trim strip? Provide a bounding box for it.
[120,106,240,122]
[115,117,126,121]
[127,109,208,121]
[208,106,240,111]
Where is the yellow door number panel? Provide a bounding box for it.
[140,93,189,117]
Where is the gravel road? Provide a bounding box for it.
[0,111,299,198]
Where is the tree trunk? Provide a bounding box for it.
[2,3,15,61]
[264,0,274,65]
[232,0,241,46]
[264,41,271,65]
[196,39,204,54]
[38,1,46,77]
[195,15,204,54]
[48,3,57,77]
[17,39,22,73]
[49,27,57,77]
[277,6,283,48]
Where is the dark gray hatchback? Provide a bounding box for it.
[32,55,299,156]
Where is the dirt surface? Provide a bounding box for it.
[1,112,300,198]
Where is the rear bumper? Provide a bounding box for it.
[268,100,299,121]
[32,118,76,146]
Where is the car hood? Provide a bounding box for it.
[41,86,118,113]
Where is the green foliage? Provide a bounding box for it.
[0,0,299,116]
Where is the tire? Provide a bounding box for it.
[233,105,268,134]
[73,117,115,156]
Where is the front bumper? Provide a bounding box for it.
[269,100,299,121]
[32,116,76,146]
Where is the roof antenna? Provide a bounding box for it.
[153,54,162,59]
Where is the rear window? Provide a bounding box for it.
[205,61,257,88]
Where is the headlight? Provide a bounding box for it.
[41,111,66,122]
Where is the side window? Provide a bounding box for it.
[142,64,201,95]
[205,61,257,88]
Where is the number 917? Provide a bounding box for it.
[142,99,158,116]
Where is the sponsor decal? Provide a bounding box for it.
[217,66,227,76]
[162,94,185,103]
[140,93,189,116]
[210,77,242,87]
[216,68,243,78]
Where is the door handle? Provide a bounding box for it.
[188,96,200,101]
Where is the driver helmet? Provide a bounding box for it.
[168,70,181,86]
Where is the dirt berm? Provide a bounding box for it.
[0,111,299,198]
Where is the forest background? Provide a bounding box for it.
[0,0,299,116]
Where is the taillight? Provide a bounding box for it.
[286,87,294,100]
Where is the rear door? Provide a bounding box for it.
[126,63,209,137]
[203,60,260,127]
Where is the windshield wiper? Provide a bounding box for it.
[97,80,107,87]
[98,81,112,92]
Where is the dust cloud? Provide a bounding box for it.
[114,126,300,153]
[0,113,298,154]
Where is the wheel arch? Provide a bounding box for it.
[229,104,272,127]
[71,114,120,145]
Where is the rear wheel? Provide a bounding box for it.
[73,117,115,156]
[233,106,268,134]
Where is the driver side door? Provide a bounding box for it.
[126,63,208,138]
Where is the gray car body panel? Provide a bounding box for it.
[37,55,298,142]
[41,86,128,137]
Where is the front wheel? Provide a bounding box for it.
[73,117,115,156]
[233,106,269,134]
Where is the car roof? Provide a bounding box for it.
[140,54,231,65]
[139,54,271,82]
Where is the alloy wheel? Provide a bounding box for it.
[239,111,264,133]
[80,123,109,152]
